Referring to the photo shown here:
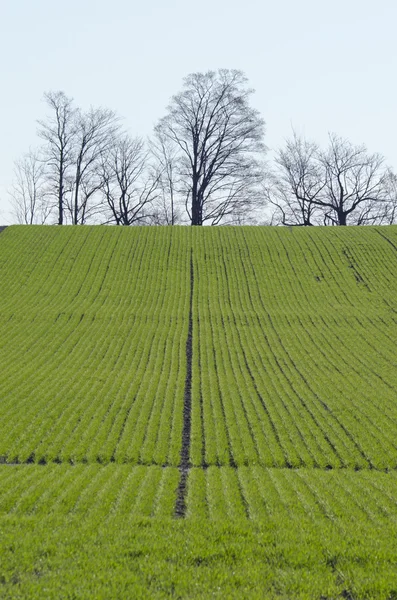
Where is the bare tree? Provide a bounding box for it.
[9,150,52,224]
[266,132,324,226]
[149,131,181,225]
[378,169,397,224]
[155,69,266,225]
[271,132,391,226]
[319,134,390,226]
[99,135,160,225]
[37,91,77,225]
[66,107,120,225]
[37,91,123,225]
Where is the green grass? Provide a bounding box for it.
[1,224,397,598]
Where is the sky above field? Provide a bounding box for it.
[0,0,396,223]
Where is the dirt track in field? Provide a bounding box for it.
[174,251,193,518]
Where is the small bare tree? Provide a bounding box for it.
[9,150,52,224]
[99,136,160,225]
[155,69,266,225]
[266,132,324,226]
[271,132,391,226]
[319,134,390,226]
[378,169,397,224]
[38,91,77,225]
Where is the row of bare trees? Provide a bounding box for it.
[9,70,397,226]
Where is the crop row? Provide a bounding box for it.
[1,226,397,468]
[1,464,397,524]
[0,465,180,518]
[0,226,190,465]
[188,466,397,523]
[190,226,397,469]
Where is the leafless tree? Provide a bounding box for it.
[37,91,77,225]
[378,169,397,224]
[99,135,160,225]
[319,134,390,226]
[37,91,124,225]
[9,150,52,224]
[266,132,324,226]
[149,131,181,225]
[271,132,391,226]
[155,69,266,225]
[66,107,120,225]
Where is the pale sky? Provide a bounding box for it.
[1,0,396,223]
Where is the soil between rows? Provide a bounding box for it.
[175,252,193,518]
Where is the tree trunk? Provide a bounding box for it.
[191,177,202,225]
[191,202,201,225]
[73,166,81,225]
[58,171,63,225]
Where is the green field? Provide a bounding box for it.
[1,225,397,598]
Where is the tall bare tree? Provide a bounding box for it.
[37,91,123,225]
[99,135,160,225]
[67,107,120,225]
[9,150,52,224]
[155,69,266,225]
[37,91,76,225]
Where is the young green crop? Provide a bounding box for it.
[1,466,397,597]
[190,226,397,469]
[0,226,190,465]
[2,224,397,598]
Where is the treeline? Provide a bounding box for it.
[9,69,397,226]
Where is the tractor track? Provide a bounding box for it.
[174,251,193,518]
